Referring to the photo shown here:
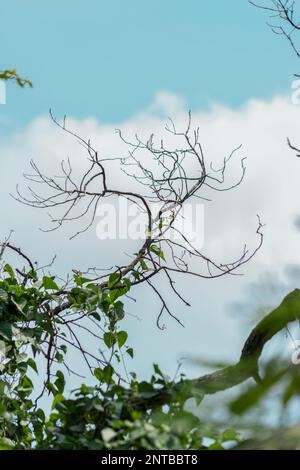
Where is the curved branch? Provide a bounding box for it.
[0,242,35,271]
[127,288,300,409]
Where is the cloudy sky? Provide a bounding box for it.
[2,1,300,388]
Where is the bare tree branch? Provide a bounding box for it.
[7,112,264,381]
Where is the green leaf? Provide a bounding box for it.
[209,441,224,450]
[46,382,57,396]
[51,393,64,410]
[222,429,241,442]
[150,245,165,261]
[74,275,91,286]
[108,273,121,287]
[103,365,114,384]
[4,264,15,279]
[104,332,116,349]
[114,301,125,320]
[27,358,38,373]
[140,259,148,271]
[0,437,14,450]
[117,331,128,348]
[18,375,33,394]
[131,271,140,280]
[55,370,65,394]
[0,321,12,340]
[153,363,163,377]
[11,298,27,315]
[55,352,64,363]
[90,311,101,321]
[80,383,94,395]
[42,276,59,291]
[94,367,103,382]
[126,347,134,358]
[40,321,55,336]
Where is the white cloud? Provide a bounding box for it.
[1,91,300,380]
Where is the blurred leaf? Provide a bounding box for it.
[0,321,12,340]
[104,332,116,349]
[42,276,59,291]
[117,331,128,348]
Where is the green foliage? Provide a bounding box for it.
[0,69,32,88]
[0,252,298,450]
[0,260,246,450]
[149,245,166,261]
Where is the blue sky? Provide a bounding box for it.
[1,0,298,130]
